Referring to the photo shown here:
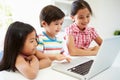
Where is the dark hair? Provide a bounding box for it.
[71,0,92,16]
[39,5,65,27]
[0,21,36,72]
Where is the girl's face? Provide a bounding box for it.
[72,8,91,31]
[43,18,64,38]
[21,31,38,56]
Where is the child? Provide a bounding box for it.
[37,5,71,62]
[65,0,102,56]
[0,21,51,79]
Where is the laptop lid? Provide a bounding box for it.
[52,36,120,80]
[87,36,120,79]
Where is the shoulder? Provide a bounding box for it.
[16,54,24,59]
[37,32,48,41]
[16,54,26,66]
[65,23,79,34]
[65,23,76,30]
[86,26,99,38]
[37,32,45,38]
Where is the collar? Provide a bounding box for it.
[72,23,89,34]
[42,31,57,41]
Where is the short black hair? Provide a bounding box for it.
[39,5,65,27]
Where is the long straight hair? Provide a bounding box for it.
[0,21,36,72]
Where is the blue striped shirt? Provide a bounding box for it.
[37,32,64,54]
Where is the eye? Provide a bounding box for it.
[60,22,63,25]
[86,15,90,18]
[30,38,36,43]
[30,40,34,43]
[55,23,59,25]
[36,38,39,44]
[79,16,84,19]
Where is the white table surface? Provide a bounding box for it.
[0,52,120,80]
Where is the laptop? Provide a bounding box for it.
[52,36,120,80]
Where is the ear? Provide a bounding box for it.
[41,21,47,27]
[71,15,75,22]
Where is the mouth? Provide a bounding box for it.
[81,23,87,26]
[33,48,36,52]
[56,30,60,32]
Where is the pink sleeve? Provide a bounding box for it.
[65,26,74,36]
[91,28,99,39]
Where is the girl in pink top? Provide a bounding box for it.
[65,0,102,56]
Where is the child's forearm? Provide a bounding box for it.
[35,50,48,59]
[44,54,56,61]
[39,58,51,69]
[30,56,39,70]
[16,55,39,79]
[35,50,52,69]
[68,47,98,56]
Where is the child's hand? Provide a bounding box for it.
[92,46,100,51]
[24,55,33,61]
[54,54,71,62]
[25,55,39,64]
[90,46,100,55]
[39,58,52,69]
[86,46,100,51]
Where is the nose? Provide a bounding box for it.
[35,40,38,47]
[83,18,88,23]
[58,24,62,30]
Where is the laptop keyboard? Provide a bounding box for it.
[67,60,94,75]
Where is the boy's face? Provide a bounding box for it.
[21,31,38,56]
[42,18,64,38]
